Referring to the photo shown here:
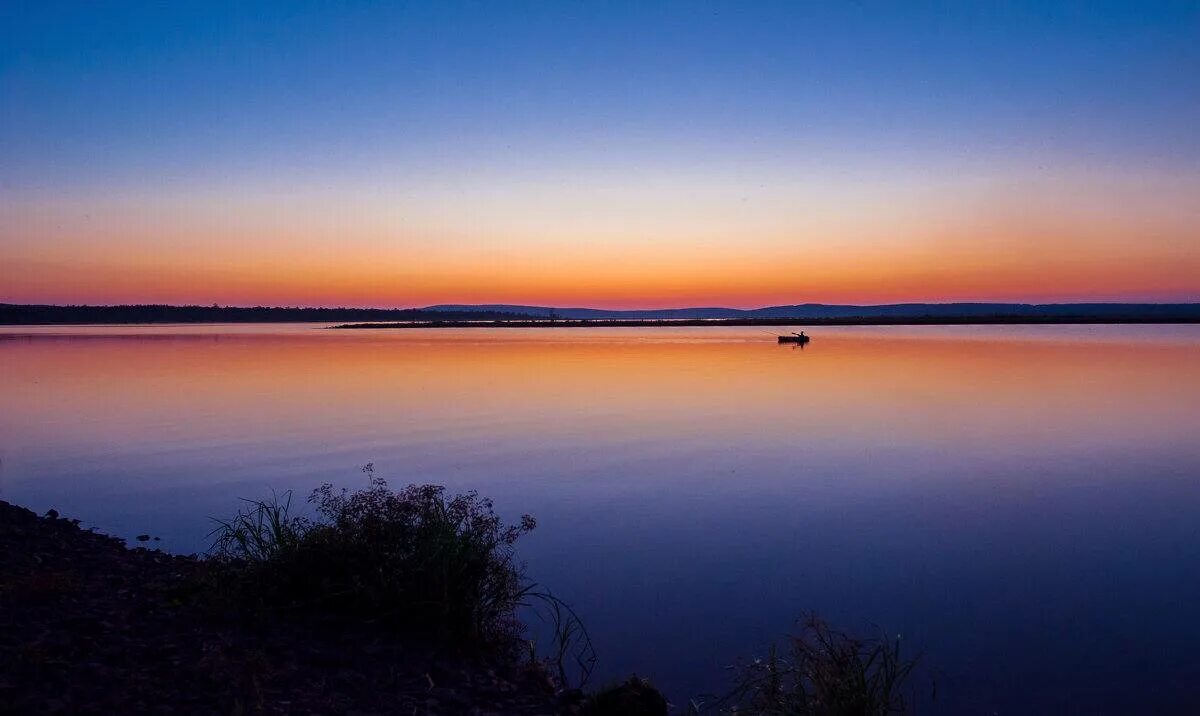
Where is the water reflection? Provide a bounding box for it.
[1,324,1199,713]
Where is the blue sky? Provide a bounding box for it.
[2,1,1198,306]
[5,1,1196,188]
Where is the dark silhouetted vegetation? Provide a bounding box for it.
[580,676,669,715]
[209,465,596,687]
[6,475,933,713]
[210,465,536,646]
[0,498,565,713]
[0,303,528,325]
[700,614,922,716]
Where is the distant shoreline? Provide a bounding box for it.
[330,316,1200,329]
[4,301,1198,326]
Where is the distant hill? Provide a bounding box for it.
[423,304,746,319]
[3,302,1198,326]
[424,302,1200,321]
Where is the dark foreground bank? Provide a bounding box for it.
[0,500,568,715]
[1,480,919,715]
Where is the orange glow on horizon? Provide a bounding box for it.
[4,232,1195,308]
[3,173,1198,308]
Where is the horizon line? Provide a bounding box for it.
[5,300,1200,312]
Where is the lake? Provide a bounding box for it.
[2,323,1199,713]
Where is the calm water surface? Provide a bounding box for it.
[3,324,1199,713]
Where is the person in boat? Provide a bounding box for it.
[793,331,807,339]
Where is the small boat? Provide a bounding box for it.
[777,332,810,344]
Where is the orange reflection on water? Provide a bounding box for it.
[3,326,1198,478]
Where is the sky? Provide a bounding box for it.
[1,1,1198,309]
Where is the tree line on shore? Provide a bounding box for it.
[0,303,527,325]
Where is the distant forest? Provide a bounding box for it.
[0,304,528,325]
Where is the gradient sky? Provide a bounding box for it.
[2,1,1198,308]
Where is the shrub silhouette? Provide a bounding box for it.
[210,464,536,647]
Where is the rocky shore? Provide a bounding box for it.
[0,500,565,715]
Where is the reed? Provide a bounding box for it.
[209,489,306,564]
[704,614,921,715]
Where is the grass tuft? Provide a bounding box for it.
[209,489,305,564]
[706,614,922,715]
